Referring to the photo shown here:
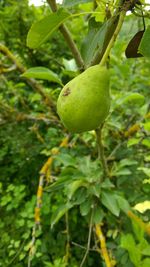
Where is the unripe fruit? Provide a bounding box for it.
[57,65,110,133]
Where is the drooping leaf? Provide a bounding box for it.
[67,179,87,200]
[21,67,62,85]
[139,26,150,57]
[51,202,73,228]
[101,191,120,216]
[115,194,130,213]
[27,9,70,48]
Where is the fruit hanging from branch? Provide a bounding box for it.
[57,65,110,133]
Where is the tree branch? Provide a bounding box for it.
[47,0,84,70]
[95,224,113,267]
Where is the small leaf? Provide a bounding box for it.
[21,67,62,85]
[139,26,150,57]
[121,93,145,106]
[143,122,150,132]
[115,168,131,176]
[134,201,150,213]
[80,198,92,216]
[51,203,73,228]
[142,138,150,148]
[101,191,120,216]
[101,178,115,189]
[92,206,105,224]
[142,246,150,256]
[67,180,87,200]
[127,138,141,147]
[115,194,130,213]
[27,9,70,48]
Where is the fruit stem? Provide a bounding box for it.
[99,10,126,67]
[95,125,109,179]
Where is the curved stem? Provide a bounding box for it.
[99,10,126,66]
[80,211,93,267]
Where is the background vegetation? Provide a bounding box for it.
[0,0,150,266]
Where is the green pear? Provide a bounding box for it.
[57,65,110,133]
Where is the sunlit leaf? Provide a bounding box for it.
[27,9,70,48]
[134,201,150,213]
[21,67,62,85]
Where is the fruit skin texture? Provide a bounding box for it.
[57,65,110,133]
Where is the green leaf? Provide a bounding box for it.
[101,178,115,189]
[120,234,142,266]
[127,138,141,147]
[81,16,118,66]
[67,179,87,200]
[139,26,150,57]
[51,203,73,228]
[114,168,131,176]
[143,122,150,132]
[80,198,92,216]
[139,167,150,177]
[142,138,150,148]
[120,93,145,106]
[21,67,62,85]
[115,194,130,213]
[142,246,150,256]
[27,9,70,48]
[141,258,150,267]
[101,191,120,216]
[63,0,92,7]
[92,206,105,224]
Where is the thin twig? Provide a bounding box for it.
[47,0,84,70]
[80,211,93,267]
[72,241,97,251]
[63,211,70,264]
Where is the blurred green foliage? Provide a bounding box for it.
[0,0,150,266]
